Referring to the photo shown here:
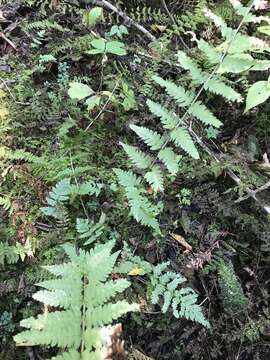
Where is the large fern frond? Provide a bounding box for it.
[14,242,139,358]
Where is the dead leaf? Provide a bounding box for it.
[170,233,192,252]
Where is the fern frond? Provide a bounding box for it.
[76,218,105,245]
[130,125,165,150]
[171,128,199,159]
[153,75,222,127]
[189,102,222,128]
[144,166,164,192]
[158,147,181,175]
[14,242,139,356]
[146,100,179,130]
[152,76,193,107]
[120,142,152,170]
[125,187,161,233]
[150,262,210,327]
[113,168,141,188]
[177,51,242,102]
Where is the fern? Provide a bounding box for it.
[25,19,69,33]
[14,241,139,358]
[0,243,19,265]
[177,51,242,102]
[150,262,210,327]
[76,217,105,246]
[113,169,161,233]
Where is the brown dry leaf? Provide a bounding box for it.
[170,233,192,252]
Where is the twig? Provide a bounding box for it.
[0,31,17,50]
[84,79,120,131]
[234,180,270,204]
[0,77,30,105]
[161,0,189,50]
[89,0,156,42]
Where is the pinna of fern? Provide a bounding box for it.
[14,241,139,359]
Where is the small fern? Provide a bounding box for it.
[14,241,139,358]
[0,243,19,265]
[150,262,210,327]
[76,216,105,246]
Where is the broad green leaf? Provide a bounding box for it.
[106,41,127,56]
[258,25,270,36]
[68,82,94,100]
[85,95,101,110]
[88,38,106,54]
[245,81,270,113]
[83,7,103,27]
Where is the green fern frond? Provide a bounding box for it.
[146,100,179,130]
[158,147,181,175]
[153,76,193,107]
[76,218,105,245]
[120,142,152,169]
[189,102,222,128]
[171,128,199,159]
[130,125,165,150]
[153,75,222,127]
[113,168,141,188]
[150,262,210,327]
[125,187,161,233]
[177,51,242,102]
[14,242,139,356]
[0,243,19,265]
[144,166,164,192]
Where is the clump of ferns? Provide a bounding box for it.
[114,0,270,235]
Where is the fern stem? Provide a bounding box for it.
[80,274,87,354]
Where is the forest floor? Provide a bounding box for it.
[0,1,270,359]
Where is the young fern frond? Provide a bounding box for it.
[14,241,139,358]
[150,262,210,327]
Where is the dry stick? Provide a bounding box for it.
[234,179,270,204]
[161,0,189,50]
[0,31,17,51]
[89,0,156,42]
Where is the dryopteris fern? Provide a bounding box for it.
[114,0,264,233]
[116,252,209,327]
[76,216,105,246]
[14,241,139,359]
[150,262,210,327]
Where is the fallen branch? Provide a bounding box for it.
[0,31,17,51]
[89,0,156,42]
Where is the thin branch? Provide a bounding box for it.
[89,0,156,42]
[234,180,270,204]
[0,31,17,51]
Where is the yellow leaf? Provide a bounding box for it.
[128,266,143,276]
